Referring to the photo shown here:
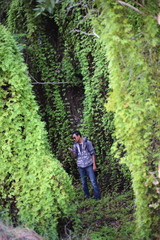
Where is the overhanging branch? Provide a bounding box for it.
[129,0,144,7]
[29,73,69,85]
[117,0,158,21]
[117,0,144,15]
[32,82,70,84]
[70,28,100,38]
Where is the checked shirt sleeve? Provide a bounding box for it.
[86,140,95,156]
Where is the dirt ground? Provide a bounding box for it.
[0,222,44,240]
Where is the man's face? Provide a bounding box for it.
[72,134,80,143]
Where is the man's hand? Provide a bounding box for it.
[68,148,76,158]
[92,155,97,171]
[68,147,73,153]
[93,164,97,172]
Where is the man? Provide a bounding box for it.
[68,131,100,200]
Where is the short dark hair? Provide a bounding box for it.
[72,130,81,137]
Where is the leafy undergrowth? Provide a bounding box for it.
[0,183,135,240]
[60,183,135,240]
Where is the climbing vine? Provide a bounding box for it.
[5,0,130,193]
[93,0,160,238]
[1,0,159,239]
[0,24,75,239]
[7,0,74,172]
[52,0,130,190]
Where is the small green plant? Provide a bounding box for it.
[90,226,116,240]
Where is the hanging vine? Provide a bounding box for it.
[5,0,132,190]
[93,0,160,238]
[0,24,75,239]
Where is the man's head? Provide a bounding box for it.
[72,131,82,143]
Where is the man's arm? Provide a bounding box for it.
[87,140,97,171]
[92,155,97,171]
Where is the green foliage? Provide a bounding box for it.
[65,186,135,240]
[89,226,116,240]
[7,0,38,37]
[93,0,160,238]
[0,24,75,239]
[7,0,74,174]
[0,0,11,25]
[2,0,160,239]
[6,0,129,193]
[53,0,131,192]
[34,0,57,16]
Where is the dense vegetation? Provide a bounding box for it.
[0,0,159,239]
[0,24,75,239]
[94,1,160,238]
